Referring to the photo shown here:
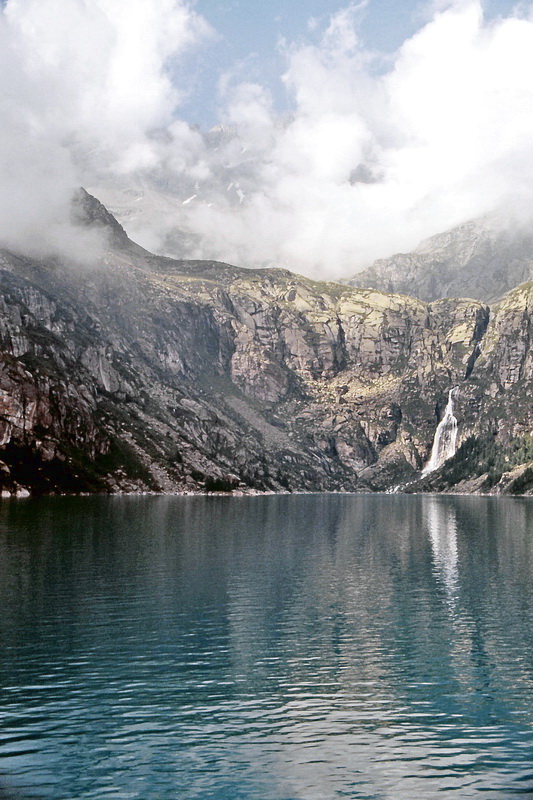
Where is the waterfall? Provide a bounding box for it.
[423,387,459,474]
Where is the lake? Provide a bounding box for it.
[0,494,532,799]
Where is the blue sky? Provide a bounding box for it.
[184,0,520,126]
[3,0,533,275]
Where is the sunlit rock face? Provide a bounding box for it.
[348,215,533,303]
[0,192,530,496]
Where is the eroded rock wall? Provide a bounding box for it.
[0,196,530,495]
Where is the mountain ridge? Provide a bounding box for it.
[0,192,530,497]
[348,213,533,303]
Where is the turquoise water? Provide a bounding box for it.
[0,494,532,799]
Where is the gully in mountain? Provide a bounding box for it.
[0,193,530,496]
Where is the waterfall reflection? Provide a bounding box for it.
[426,497,459,607]
[1,496,533,799]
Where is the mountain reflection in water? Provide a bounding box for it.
[0,494,532,799]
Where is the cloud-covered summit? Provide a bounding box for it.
[0,0,210,258]
[2,0,533,276]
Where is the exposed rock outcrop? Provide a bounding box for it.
[348,214,533,303]
[0,193,530,496]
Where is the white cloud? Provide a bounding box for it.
[0,0,211,258]
[152,0,533,277]
[177,0,533,277]
[3,0,533,276]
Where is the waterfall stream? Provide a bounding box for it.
[423,387,459,474]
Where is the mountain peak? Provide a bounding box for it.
[71,188,131,248]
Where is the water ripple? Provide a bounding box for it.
[0,494,532,799]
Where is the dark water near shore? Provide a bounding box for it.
[0,494,532,799]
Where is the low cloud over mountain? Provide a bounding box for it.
[3,1,533,276]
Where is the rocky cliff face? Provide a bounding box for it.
[0,192,530,496]
[348,215,533,303]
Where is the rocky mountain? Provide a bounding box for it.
[0,191,531,496]
[348,214,533,303]
[87,124,252,263]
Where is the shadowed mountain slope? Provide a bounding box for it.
[0,192,530,496]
